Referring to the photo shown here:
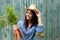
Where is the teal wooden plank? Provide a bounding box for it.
[57,3,60,40]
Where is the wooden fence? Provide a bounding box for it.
[0,0,60,40]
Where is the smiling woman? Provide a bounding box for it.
[0,0,60,40]
[13,4,44,40]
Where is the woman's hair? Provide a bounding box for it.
[24,9,38,28]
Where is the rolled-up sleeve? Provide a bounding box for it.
[36,24,43,33]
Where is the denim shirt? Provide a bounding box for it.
[17,20,43,40]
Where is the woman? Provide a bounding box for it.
[13,5,44,40]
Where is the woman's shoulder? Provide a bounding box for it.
[17,20,24,27]
[18,20,24,22]
[18,20,24,24]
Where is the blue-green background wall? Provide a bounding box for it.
[0,0,60,40]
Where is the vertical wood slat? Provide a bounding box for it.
[57,0,60,40]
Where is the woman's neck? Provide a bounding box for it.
[28,20,31,24]
[28,20,32,28]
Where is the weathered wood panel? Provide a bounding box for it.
[0,0,60,40]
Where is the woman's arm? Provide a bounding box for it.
[14,30,17,40]
[36,10,42,25]
[18,27,25,40]
[36,11,44,38]
[13,25,25,40]
[14,30,20,40]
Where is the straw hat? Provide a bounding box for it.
[24,4,38,13]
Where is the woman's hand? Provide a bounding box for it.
[13,25,18,31]
[13,25,26,40]
[13,25,20,40]
[36,10,41,18]
[36,10,42,25]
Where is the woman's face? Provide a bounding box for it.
[26,10,33,20]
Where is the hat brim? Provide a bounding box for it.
[24,6,38,13]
